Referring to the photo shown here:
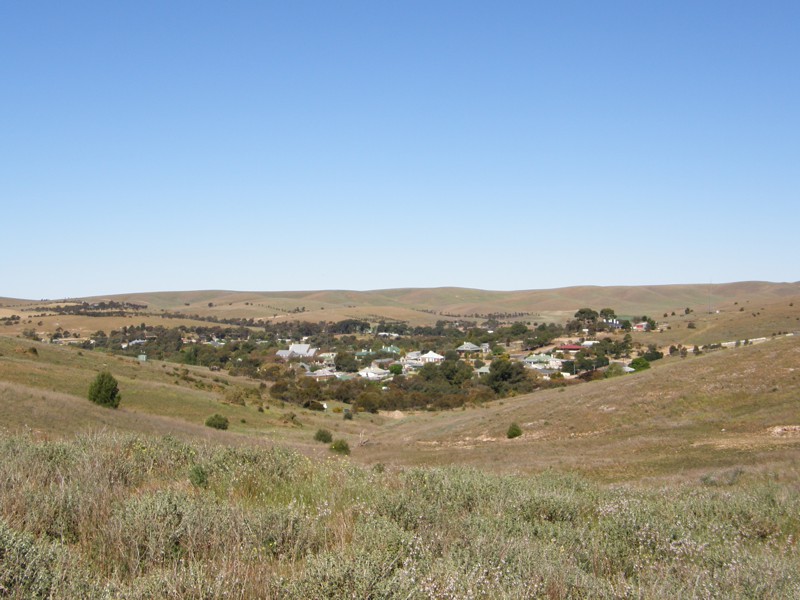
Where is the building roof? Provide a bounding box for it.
[358,366,391,380]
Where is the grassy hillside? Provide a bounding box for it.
[363,335,800,481]
[1,330,798,484]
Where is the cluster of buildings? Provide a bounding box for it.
[279,340,603,383]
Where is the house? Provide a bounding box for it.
[276,343,318,360]
[318,352,337,368]
[557,344,583,355]
[381,345,401,355]
[602,317,622,330]
[523,354,563,370]
[305,368,337,380]
[633,322,650,332]
[358,366,391,381]
[400,351,424,369]
[534,368,560,380]
[456,341,482,353]
[420,351,445,364]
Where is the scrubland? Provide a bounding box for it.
[1,430,798,598]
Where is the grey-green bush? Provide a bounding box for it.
[314,429,333,443]
[331,439,350,455]
[507,422,522,439]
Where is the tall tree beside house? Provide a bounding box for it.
[88,371,120,408]
[574,308,599,325]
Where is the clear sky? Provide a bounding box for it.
[2,1,798,299]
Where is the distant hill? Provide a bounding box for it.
[5,280,797,324]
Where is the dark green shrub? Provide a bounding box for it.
[88,371,120,408]
[188,465,209,488]
[507,422,523,439]
[331,439,350,455]
[314,429,333,443]
[205,414,229,430]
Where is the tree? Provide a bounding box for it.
[643,344,664,361]
[630,357,650,371]
[483,358,531,395]
[599,308,616,320]
[334,352,359,373]
[88,371,120,408]
[574,308,599,325]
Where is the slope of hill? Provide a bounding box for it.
[362,334,800,481]
[1,329,798,483]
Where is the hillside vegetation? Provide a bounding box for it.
[0,430,798,598]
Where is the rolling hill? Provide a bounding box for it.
[2,281,799,343]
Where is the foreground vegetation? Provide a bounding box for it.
[1,430,798,598]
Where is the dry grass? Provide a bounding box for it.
[357,335,800,482]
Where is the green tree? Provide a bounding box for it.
[507,422,523,439]
[643,344,664,361]
[88,371,120,408]
[483,358,531,395]
[334,352,359,372]
[599,308,616,320]
[630,357,650,371]
[508,322,529,337]
[574,308,599,325]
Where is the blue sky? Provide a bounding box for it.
[2,1,798,298]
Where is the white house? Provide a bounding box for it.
[456,342,482,353]
[358,366,391,381]
[420,351,445,364]
[523,354,563,370]
[277,343,318,360]
[305,368,337,380]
